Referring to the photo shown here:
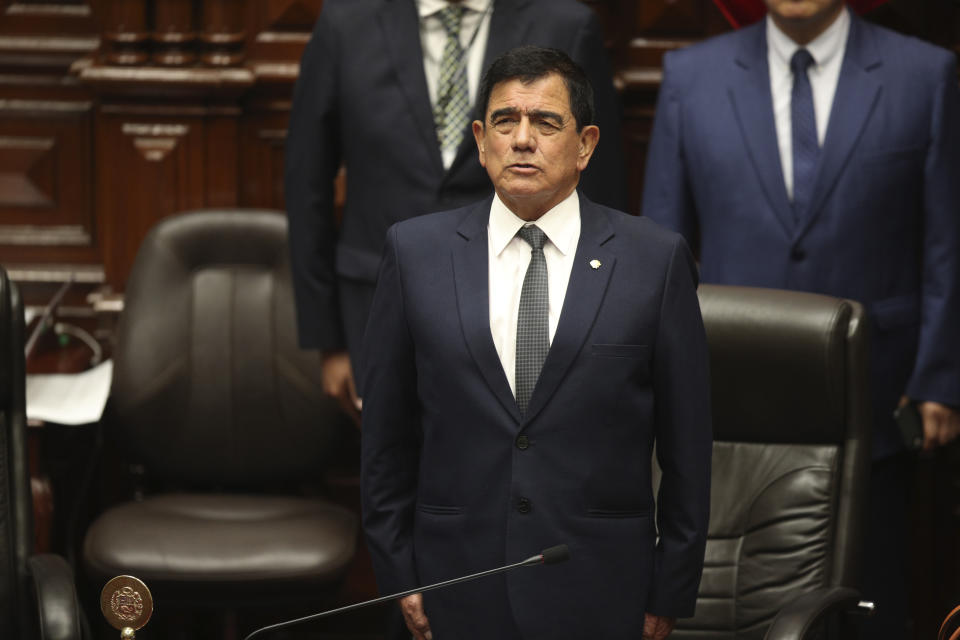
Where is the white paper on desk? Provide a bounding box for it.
[26,359,113,425]
[23,307,38,327]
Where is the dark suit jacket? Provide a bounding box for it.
[360,194,712,639]
[285,0,628,374]
[642,14,960,458]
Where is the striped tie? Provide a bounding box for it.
[434,5,470,153]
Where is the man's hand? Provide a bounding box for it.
[399,593,432,640]
[321,350,362,428]
[919,401,960,451]
[643,613,676,640]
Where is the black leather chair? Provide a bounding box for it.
[669,284,872,639]
[1,266,84,640]
[81,211,357,611]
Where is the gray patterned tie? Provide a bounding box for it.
[434,5,470,154]
[515,225,549,416]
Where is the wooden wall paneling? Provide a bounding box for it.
[95,111,207,287]
[0,0,99,36]
[866,0,960,54]
[612,1,732,215]
[635,0,731,37]
[578,0,627,56]
[242,1,322,211]
[202,0,247,66]
[246,0,322,63]
[0,98,96,265]
[203,108,241,208]
[152,0,198,66]
[100,0,150,65]
[239,107,288,210]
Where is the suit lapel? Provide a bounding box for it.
[380,0,444,176]
[452,198,522,422]
[728,23,795,238]
[445,0,533,178]
[523,196,615,425]
[797,15,882,239]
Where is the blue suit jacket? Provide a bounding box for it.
[285,0,628,372]
[360,195,712,638]
[642,14,960,458]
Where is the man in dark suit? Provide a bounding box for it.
[285,0,627,424]
[361,46,711,640]
[641,1,960,636]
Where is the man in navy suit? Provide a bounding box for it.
[285,0,627,425]
[642,1,960,636]
[361,47,711,640]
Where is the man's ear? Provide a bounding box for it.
[472,120,486,166]
[576,125,600,172]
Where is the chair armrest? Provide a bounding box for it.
[27,554,83,640]
[764,586,867,640]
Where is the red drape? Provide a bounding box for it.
[711,1,890,28]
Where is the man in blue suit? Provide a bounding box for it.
[362,47,711,640]
[285,0,627,425]
[642,1,960,636]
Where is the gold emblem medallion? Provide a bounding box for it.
[100,576,153,631]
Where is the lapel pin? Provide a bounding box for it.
[589,259,602,270]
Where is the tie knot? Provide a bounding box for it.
[518,225,546,251]
[437,5,465,36]
[790,48,815,74]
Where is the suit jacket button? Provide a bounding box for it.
[516,435,530,450]
[516,497,531,514]
[790,247,807,261]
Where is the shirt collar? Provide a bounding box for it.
[489,190,580,257]
[417,0,489,18]
[767,6,850,70]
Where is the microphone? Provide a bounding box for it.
[243,544,570,640]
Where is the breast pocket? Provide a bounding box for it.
[860,147,924,187]
[590,344,650,380]
[585,344,652,425]
[591,344,649,359]
[860,146,924,167]
[858,147,925,210]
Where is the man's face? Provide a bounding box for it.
[764,0,844,22]
[472,73,599,220]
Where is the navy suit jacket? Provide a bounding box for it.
[642,14,960,458]
[360,194,712,639]
[285,0,628,373]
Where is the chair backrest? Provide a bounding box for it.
[0,267,33,637]
[672,284,871,639]
[109,210,349,488]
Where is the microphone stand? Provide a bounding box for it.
[244,545,569,640]
[24,278,71,359]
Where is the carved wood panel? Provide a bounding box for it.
[95,114,207,286]
[246,0,323,64]
[0,100,94,258]
[0,0,98,36]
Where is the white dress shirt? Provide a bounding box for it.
[488,190,580,396]
[767,7,850,200]
[417,0,493,169]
